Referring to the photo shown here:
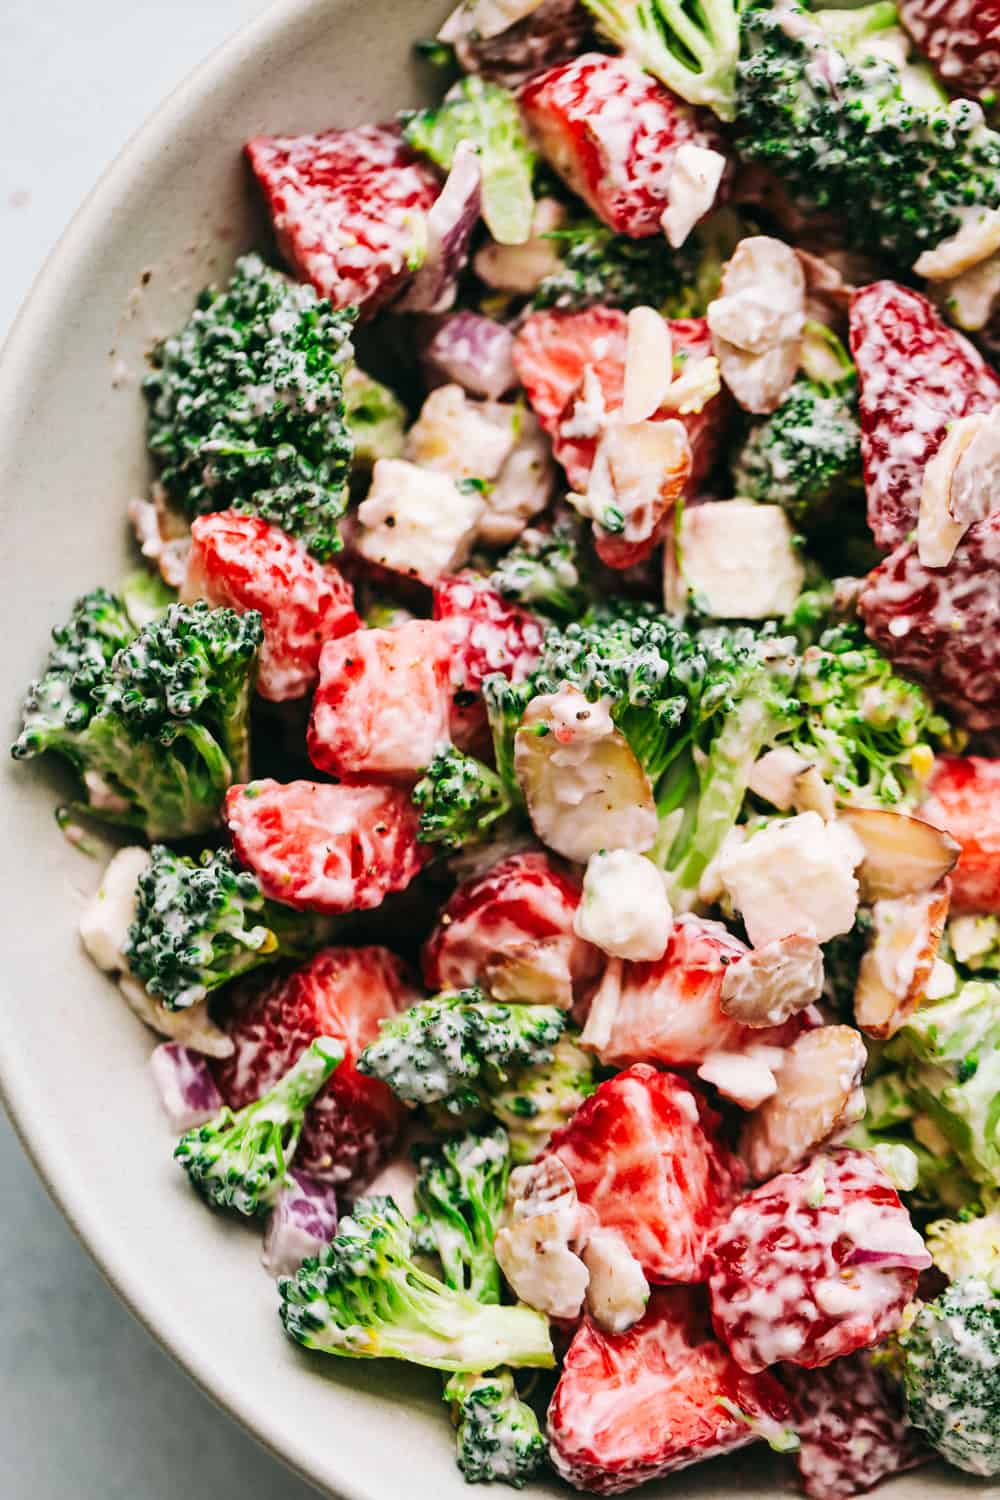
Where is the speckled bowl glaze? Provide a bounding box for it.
[0,4,977,1497]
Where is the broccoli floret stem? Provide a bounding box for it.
[413,746,515,852]
[582,0,740,119]
[413,1128,511,1305]
[445,1370,548,1487]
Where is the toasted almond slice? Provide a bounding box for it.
[621,307,672,424]
[495,1211,590,1319]
[854,884,950,1040]
[484,936,575,1010]
[599,418,691,544]
[936,253,1000,332]
[918,413,985,567]
[720,934,824,1027]
[582,1228,650,1335]
[506,1155,580,1230]
[708,237,806,354]
[739,1025,868,1182]
[660,144,726,250]
[914,207,1000,281]
[712,334,801,415]
[515,687,657,863]
[579,956,623,1054]
[792,764,836,821]
[836,807,960,901]
[950,409,1000,528]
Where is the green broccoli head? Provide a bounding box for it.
[412,1126,511,1304]
[357,990,567,1118]
[124,845,339,1009]
[489,519,590,622]
[12,598,262,839]
[343,365,406,471]
[413,745,514,852]
[732,374,862,529]
[491,1035,598,1164]
[175,1036,344,1216]
[581,0,741,120]
[144,253,355,558]
[402,77,536,244]
[444,1370,548,1487]
[901,1278,1000,1476]
[736,1,1000,268]
[279,1195,555,1372]
[847,1065,984,1213]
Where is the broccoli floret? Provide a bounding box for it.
[12,599,262,839]
[279,1195,555,1372]
[736,2,1000,269]
[403,77,536,245]
[175,1037,344,1216]
[947,915,1000,977]
[413,746,515,852]
[848,1066,983,1212]
[490,519,590,622]
[125,845,340,1009]
[900,1279,1000,1475]
[121,569,178,628]
[491,1035,598,1164]
[445,1370,548,1487]
[781,623,952,809]
[581,0,741,119]
[413,1127,511,1304]
[343,365,406,471]
[358,989,566,1117]
[144,253,355,558]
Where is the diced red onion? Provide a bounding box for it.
[262,1169,340,1277]
[421,312,518,400]
[149,1043,223,1132]
[844,1246,932,1272]
[397,142,482,315]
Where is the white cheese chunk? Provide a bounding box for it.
[404,384,518,482]
[574,849,673,961]
[665,499,805,619]
[357,458,485,584]
[660,144,726,250]
[718,811,862,948]
[582,1228,650,1334]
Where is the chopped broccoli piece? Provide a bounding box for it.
[403,77,536,245]
[735,1,1000,269]
[343,365,406,470]
[413,746,515,852]
[490,519,590,622]
[12,599,262,839]
[125,845,341,1009]
[413,1127,511,1304]
[444,1370,548,1487]
[491,1034,598,1164]
[900,1278,1000,1475]
[926,1210,1000,1291]
[279,1195,555,1372]
[144,253,355,558]
[358,989,567,1117]
[948,915,1000,977]
[175,1037,344,1216]
[581,0,741,119]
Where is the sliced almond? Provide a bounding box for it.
[748,748,811,811]
[914,207,1000,282]
[582,1228,650,1334]
[720,934,824,1028]
[712,335,801,415]
[515,687,657,863]
[739,1025,868,1182]
[579,955,623,1054]
[583,418,691,546]
[494,1211,590,1320]
[708,237,806,354]
[506,1155,581,1230]
[484,936,575,1010]
[918,413,986,568]
[836,807,960,901]
[854,884,950,1040]
[950,409,1000,528]
[621,307,672,424]
[792,764,836,821]
[660,143,726,250]
[936,252,1000,332]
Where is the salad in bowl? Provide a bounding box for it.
[11,0,1000,1496]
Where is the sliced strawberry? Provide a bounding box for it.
[849,282,1000,552]
[212,947,416,1191]
[245,125,440,313]
[782,1352,929,1500]
[921,755,1000,913]
[513,309,724,493]
[307,620,453,783]
[422,850,601,1007]
[708,1148,929,1374]
[224,779,428,913]
[547,1287,794,1495]
[546,1064,744,1283]
[520,54,726,239]
[858,511,1000,731]
[183,511,359,702]
[432,573,544,750]
[899,1,1000,102]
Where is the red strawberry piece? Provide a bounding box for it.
[432,572,544,750]
[782,1352,929,1500]
[849,281,1000,552]
[708,1148,929,1374]
[857,511,1000,731]
[308,620,453,783]
[183,512,358,702]
[921,755,1000,913]
[899,1,1000,102]
[547,1287,795,1495]
[245,126,440,314]
[422,850,601,1006]
[513,308,724,495]
[520,53,726,239]
[224,778,428,913]
[212,946,417,1191]
[546,1064,744,1283]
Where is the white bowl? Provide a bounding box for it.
[0,4,974,1496]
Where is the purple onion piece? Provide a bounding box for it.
[844,1246,932,1272]
[149,1043,223,1132]
[397,142,482,315]
[261,1168,340,1278]
[421,312,518,400]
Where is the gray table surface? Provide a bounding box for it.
[1,4,319,1495]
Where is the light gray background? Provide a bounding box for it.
[1,4,318,1495]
